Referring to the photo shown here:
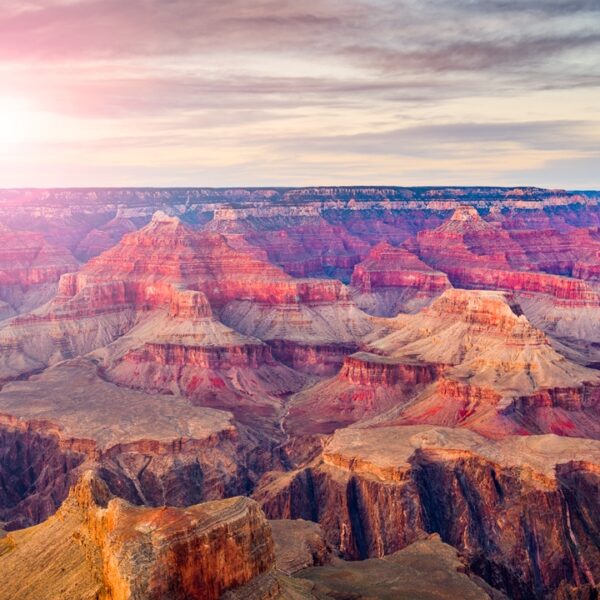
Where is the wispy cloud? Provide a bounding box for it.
[0,0,598,187]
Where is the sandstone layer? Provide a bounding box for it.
[0,358,248,529]
[0,472,275,600]
[256,425,600,599]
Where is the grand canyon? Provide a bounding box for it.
[0,186,598,599]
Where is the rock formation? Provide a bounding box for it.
[256,425,600,599]
[208,214,370,281]
[74,213,138,261]
[0,222,78,318]
[0,212,373,383]
[287,289,600,437]
[350,242,451,316]
[0,471,276,600]
[0,358,248,529]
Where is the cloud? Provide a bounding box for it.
[272,120,600,158]
[0,0,361,60]
[343,33,600,74]
[0,0,598,187]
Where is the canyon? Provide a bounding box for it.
[0,186,599,599]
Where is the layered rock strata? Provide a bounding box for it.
[256,425,600,599]
[351,242,451,316]
[0,358,247,529]
[0,472,275,600]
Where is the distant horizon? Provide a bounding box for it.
[0,184,598,192]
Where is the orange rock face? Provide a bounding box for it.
[351,243,450,294]
[76,212,350,311]
[340,353,445,387]
[350,242,451,315]
[0,471,276,600]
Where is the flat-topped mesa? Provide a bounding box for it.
[284,352,444,434]
[83,477,275,600]
[51,274,133,314]
[124,341,275,371]
[267,340,359,375]
[446,267,600,305]
[349,243,452,316]
[0,358,249,528]
[435,378,503,405]
[451,205,480,221]
[0,471,277,600]
[503,383,600,415]
[340,352,446,387]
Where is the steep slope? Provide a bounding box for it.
[256,424,600,599]
[0,222,78,319]
[74,213,137,261]
[406,206,600,364]
[0,358,251,529]
[350,242,451,316]
[207,213,370,281]
[0,472,276,600]
[0,212,373,381]
[98,288,308,428]
[286,289,600,437]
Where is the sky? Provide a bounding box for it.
[0,0,599,188]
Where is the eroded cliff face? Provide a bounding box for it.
[286,289,600,438]
[406,207,600,310]
[351,242,451,316]
[0,359,257,529]
[0,415,249,530]
[0,212,374,385]
[208,215,371,282]
[0,472,276,600]
[0,416,87,529]
[0,222,79,318]
[340,353,446,387]
[256,426,600,599]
